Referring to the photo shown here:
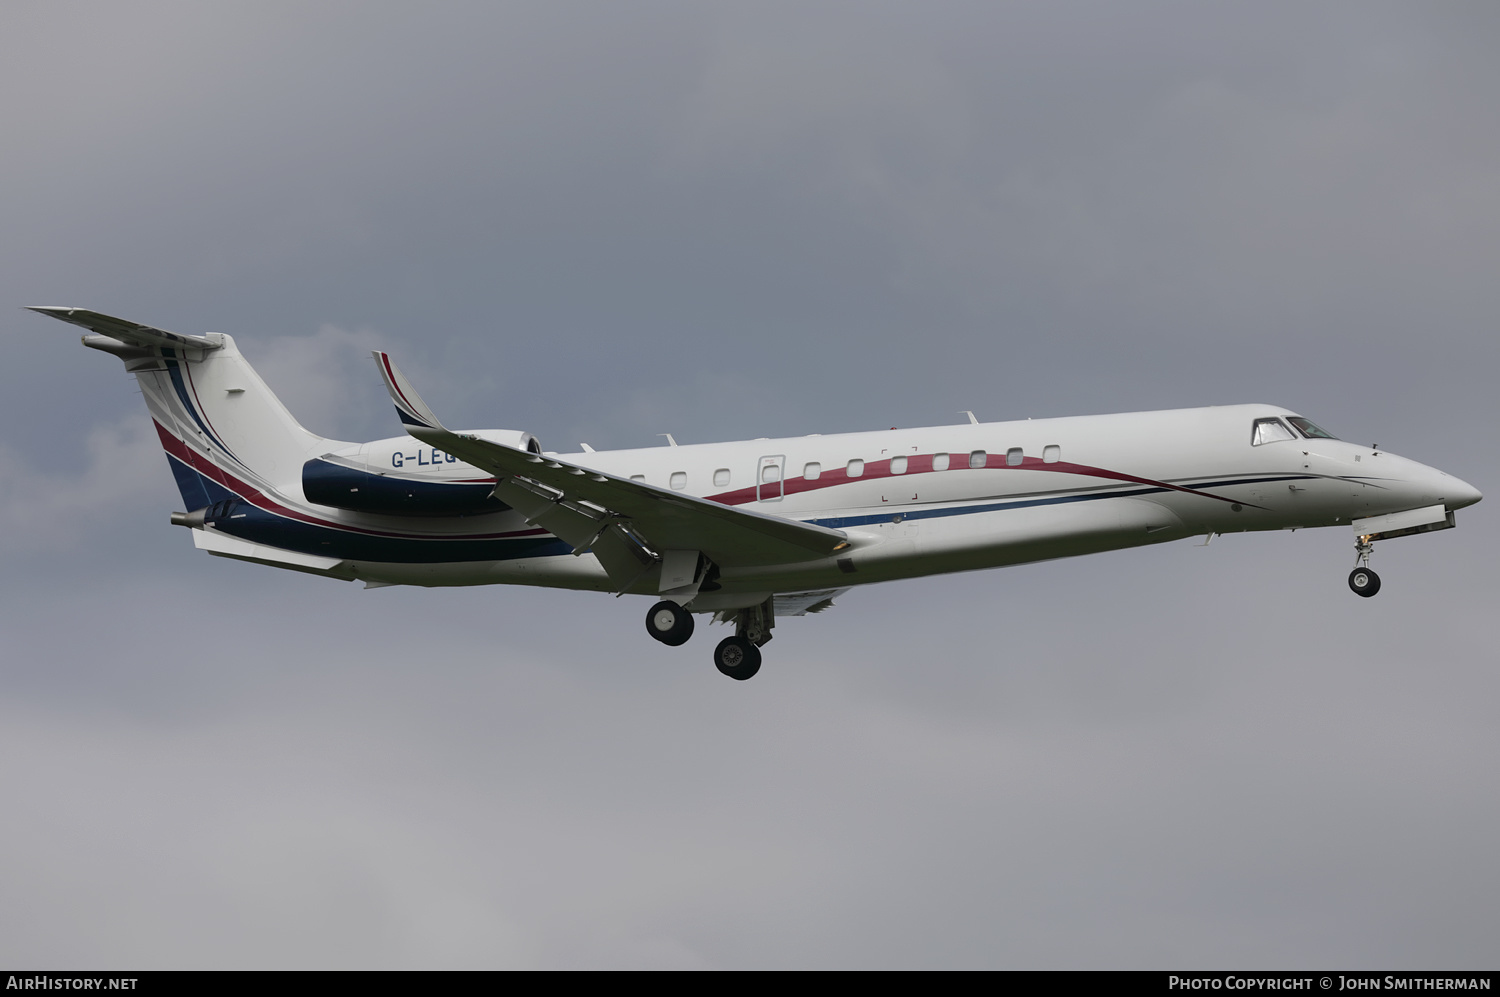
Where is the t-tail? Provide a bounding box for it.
[28,307,346,513]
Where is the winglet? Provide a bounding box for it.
[371,351,447,433]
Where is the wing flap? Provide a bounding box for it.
[774,588,850,617]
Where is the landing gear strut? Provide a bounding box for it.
[711,597,776,680]
[644,595,777,680]
[1348,536,1381,598]
[645,600,694,646]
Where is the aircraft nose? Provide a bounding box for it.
[1444,474,1482,510]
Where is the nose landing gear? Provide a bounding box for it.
[1348,566,1381,597]
[1348,536,1381,598]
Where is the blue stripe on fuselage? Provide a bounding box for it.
[809,486,1164,529]
[179,462,1311,565]
[162,349,235,459]
[807,474,1312,529]
[176,462,570,563]
[211,503,572,562]
[165,452,214,509]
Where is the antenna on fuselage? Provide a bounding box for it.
[960,411,979,425]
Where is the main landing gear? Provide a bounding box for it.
[642,597,774,680]
[713,636,761,681]
[1348,536,1381,598]
[645,600,694,646]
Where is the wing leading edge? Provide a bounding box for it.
[371,352,849,590]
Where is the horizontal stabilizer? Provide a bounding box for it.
[27,306,221,352]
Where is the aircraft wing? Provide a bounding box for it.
[27,306,221,351]
[372,353,849,586]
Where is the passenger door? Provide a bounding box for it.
[756,455,785,502]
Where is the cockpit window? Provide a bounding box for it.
[1286,416,1338,440]
[1251,417,1297,446]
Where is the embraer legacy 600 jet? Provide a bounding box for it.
[33,307,1482,680]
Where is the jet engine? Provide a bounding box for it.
[302,430,540,516]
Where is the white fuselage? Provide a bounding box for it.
[295,404,1474,606]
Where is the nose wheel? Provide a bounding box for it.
[1348,566,1381,597]
[1348,536,1381,598]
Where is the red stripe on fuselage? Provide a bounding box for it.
[702,452,1243,506]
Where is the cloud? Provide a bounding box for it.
[0,415,164,552]
[247,323,395,442]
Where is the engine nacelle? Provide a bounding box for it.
[302,430,541,516]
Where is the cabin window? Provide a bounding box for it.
[933,452,950,471]
[803,462,821,480]
[1043,445,1060,463]
[1287,416,1339,441]
[1006,447,1024,466]
[761,464,781,483]
[630,474,646,482]
[713,468,730,487]
[670,471,687,490]
[1251,418,1297,446]
[847,459,865,477]
[891,456,908,474]
[968,450,986,469]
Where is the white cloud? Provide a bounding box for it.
[0,415,164,552]
[248,323,394,442]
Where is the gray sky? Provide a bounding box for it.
[2,1,1496,969]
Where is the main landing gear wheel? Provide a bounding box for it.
[714,636,762,681]
[645,601,694,646]
[1348,567,1381,598]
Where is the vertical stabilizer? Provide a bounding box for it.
[30,308,351,509]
